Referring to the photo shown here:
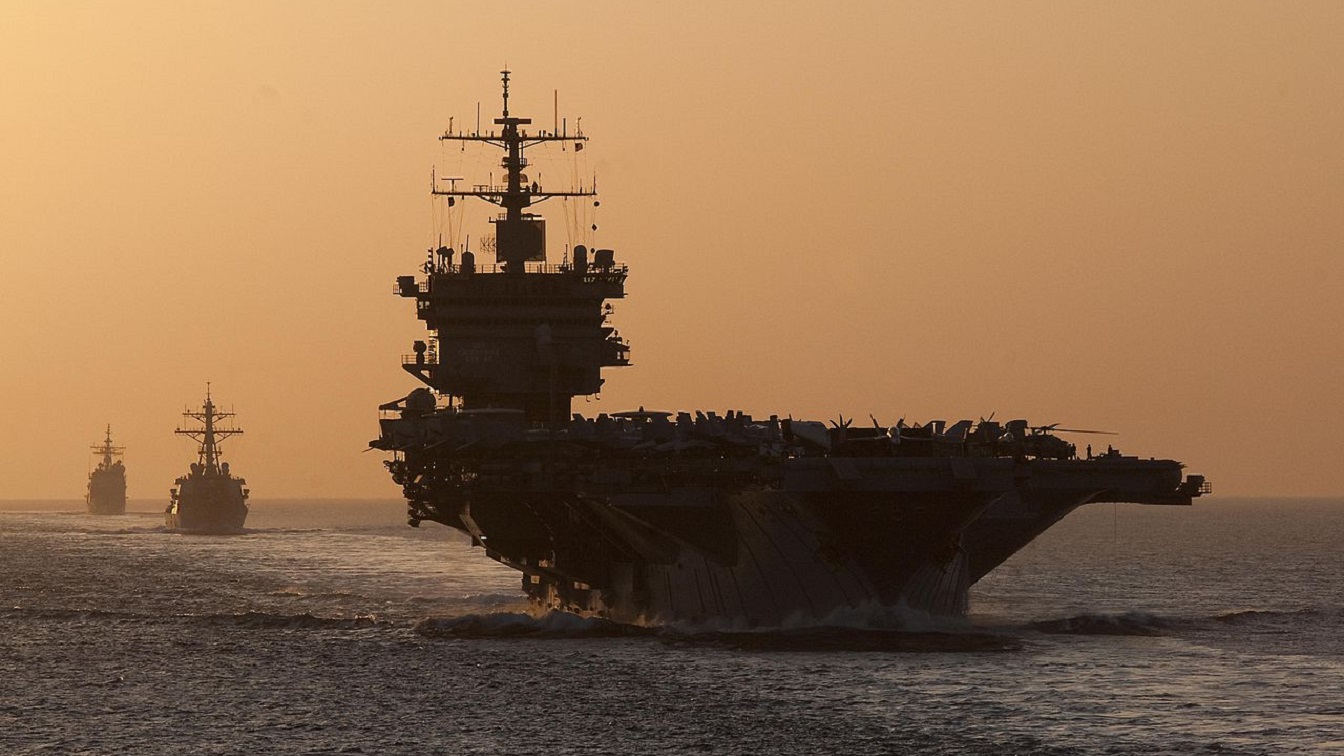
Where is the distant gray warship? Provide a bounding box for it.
[167,388,249,534]
[373,72,1210,627]
[86,425,126,515]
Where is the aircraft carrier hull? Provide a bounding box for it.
[396,451,1199,627]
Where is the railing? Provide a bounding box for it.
[398,262,628,280]
[392,279,431,295]
[501,261,626,276]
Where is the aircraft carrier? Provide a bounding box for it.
[373,72,1210,627]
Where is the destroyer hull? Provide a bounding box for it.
[403,454,1197,627]
[167,476,249,534]
[165,500,247,534]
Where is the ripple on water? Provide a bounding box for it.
[2,500,1341,755]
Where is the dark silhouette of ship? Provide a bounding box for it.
[166,387,249,533]
[373,72,1211,627]
[86,425,126,515]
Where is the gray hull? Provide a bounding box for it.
[167,474,248,534]
[86,470,126,516]
[165,501,247,534]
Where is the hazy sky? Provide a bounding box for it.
[1,2,1340,499]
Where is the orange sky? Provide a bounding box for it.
[1,2,1340,499]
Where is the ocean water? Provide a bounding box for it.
[2,497,1340,755]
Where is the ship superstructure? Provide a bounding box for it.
[395,69,627,423]
[373,74,1210,627]
[167,387,249,533]
[86,425,126,515]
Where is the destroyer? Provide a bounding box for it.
[86,425,126,515]
[166,387,249,533]
[373,73,1210,626]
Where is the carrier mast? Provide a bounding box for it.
[396,72,629,423]
[433,69,596,269]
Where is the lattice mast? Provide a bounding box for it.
[434,69,596,268]
[91,424,124,470]
[176,384,244,473]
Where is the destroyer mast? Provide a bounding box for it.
[175,387,242,476]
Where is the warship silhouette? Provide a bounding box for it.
[373,73,1210,626]
[86,425,126,515]
[166,387,249,533]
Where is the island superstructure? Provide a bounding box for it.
[373,72,1210,626]
[166,387,249,533]
[86,425,126,515]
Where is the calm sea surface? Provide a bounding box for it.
[2,497,1340,754]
